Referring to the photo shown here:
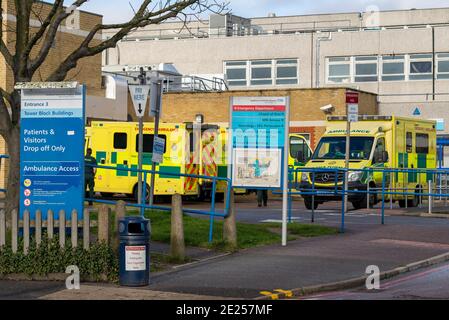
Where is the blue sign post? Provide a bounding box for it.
[18,83,85,220]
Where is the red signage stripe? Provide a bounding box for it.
[232,105,286,111]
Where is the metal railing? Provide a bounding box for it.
[287,166,449,233]
[85,164,232,243]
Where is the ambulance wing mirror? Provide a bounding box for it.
[382,151,389,163]
[296,150,306,163]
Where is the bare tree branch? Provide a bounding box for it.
[0,5,14,67]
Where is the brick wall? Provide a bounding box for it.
[146,88,378,147]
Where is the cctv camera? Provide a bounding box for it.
[320,104,334,113]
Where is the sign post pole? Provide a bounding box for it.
[149,79,163,207]
[344,91,359,214]
[129,74,150,215]
[282,98,290,246]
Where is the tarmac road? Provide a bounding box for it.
[302,261,449,300]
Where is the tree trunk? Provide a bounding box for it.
[5,125,20,225]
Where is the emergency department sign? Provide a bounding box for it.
[230,96,289,188]
[18,83,85,220]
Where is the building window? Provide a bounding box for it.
[381,55,405,81]
[275,59,298,85]
[354,56,378,82]
[113,133,127,149]
[437,53,449,80]
[327,57,351,83]
[250,60,273,86]
[225,61,247,86]
[409,54,433,80]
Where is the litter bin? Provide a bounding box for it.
[119,216,151,286]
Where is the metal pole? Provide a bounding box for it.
[344,107,350,214]
[149,80,162,207]
[428,179,433,214]
[137,68,146,208]
[282,99,290,246]
[138,116,144,206]
[381,170,385,225]
[311,171,315,223]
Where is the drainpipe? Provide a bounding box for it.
[315,33,333,88]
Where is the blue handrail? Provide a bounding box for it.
[85,163,232,243]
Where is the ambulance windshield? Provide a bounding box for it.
[312,136,374,160]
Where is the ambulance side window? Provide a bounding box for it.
[135,134,167,153]
[406,132,413,153]
[416,133,429,154]
[114,133,127,149]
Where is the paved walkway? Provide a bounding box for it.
[145,220,449,298]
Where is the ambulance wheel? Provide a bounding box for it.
[304,197,319,210]
[214,193,224,203]
[133,184,150,203]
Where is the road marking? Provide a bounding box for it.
[259,291,279,300]
[274,289,293,298]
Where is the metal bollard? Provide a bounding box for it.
[428,180,433,214]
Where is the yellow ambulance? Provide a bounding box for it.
[299,116,437,210]
[86,121,201,200]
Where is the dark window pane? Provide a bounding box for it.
[410,61,432,74]
[383,62,404,75]
[276,78,298,85]
[356,63,377,75]
[226,61,246,66]
[438,61,449,73]
[410,74,432,80]
[251,67,271,79]
[355,76,378,82]
[277,66,297,78]
[416,133,429,154]
[382,75,405,81]
[135,134,167,153]
[227,68,246,80]
[329,64,350,76]
[114,133,127,149]
[251,79,273,85]
[228,80,247,86]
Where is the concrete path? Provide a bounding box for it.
[146,221,449,299]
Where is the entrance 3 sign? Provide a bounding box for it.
[18,83,85,220]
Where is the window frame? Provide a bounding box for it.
[409,54,433,81]
[250,60,273,86]
[354,56,379,83]
[437,53,449,80]
[326,56,352,84]
[224,60,248,86]
[275,59,299,85]
[381,55,405,82]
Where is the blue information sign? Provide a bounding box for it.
[19,85,85,219]
[230,97,288,189]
